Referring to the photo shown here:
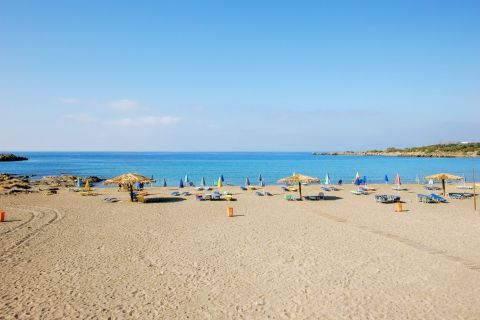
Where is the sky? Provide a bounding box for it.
[0,0,479,151]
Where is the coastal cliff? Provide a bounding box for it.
[0,153,28,162]
[313,143,480,158]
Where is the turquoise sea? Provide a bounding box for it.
[1,152,479,186]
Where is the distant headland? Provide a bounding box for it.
[313,142,480,158]
[0,153,28,162]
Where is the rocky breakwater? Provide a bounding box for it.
[0,153,28,161]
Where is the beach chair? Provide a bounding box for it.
[212,193,221,200]
[195,194,204,201]
[430,193,447,203]
[285,194,294,201]
[330,186,339,191]
[424,186,441,191]
[417,194,436,203]
[375,195,400,203]
[240,186,247,191]
[288,186,297,192]
[281,186,289,191]
[226,194,233,201]
[255,191,264,196]
[203,194,212,201]
[103,196,119,203]
[264,191,272,196]
[321,186,331,191]
[182,191,190,196]
[171,191,180,196]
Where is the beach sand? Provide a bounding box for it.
[1,184,480,319]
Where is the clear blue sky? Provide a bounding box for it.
[1,0,479,151]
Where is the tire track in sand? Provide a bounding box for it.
[0,206,64,260]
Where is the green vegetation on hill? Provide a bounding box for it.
[369,143,480,156]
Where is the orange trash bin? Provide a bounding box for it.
[227,207,234,217]
[395,202,403,213]
[0,211,5,222]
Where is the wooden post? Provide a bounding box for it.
[442,179,446,196]
[298,182,302,200]
[473,168,477,211]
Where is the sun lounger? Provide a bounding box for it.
[171,191,180,196]
[424,185,441,191]
[375,195,400,203]
[285,194,294,201]
[288,187,297,192]
[103,196,119,203]
[226,194,233,201]
[351,189,368,195]
[448,192,473,200]
[392,186,408,191]
[255,191,264,196]
[417,194,437,203]
[195,194,204,201]
[240,186,247,191]
[281,186,289,191]
[203,194,212,200]
[182,191,190,196]
[430,193,447,203]
[330,186,339,191]
[264,191,272,196]
[248,186,257,190]
[456,185,473,190]
[321,186,331,191]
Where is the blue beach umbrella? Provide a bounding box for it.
[384,174,389,184]
[220,174,225,182]
[354,177,361,186]
[163,178,167,187]
[363,176,367,185]
[201,176,206,187]
[261,180,265,187]
[258,174,263,186]
[245,177,251,186]
[184,174,190,184]
[179,178,184,188]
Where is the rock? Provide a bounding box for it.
[84,176,104,183]
[0,153,28,162]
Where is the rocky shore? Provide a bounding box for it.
[0,174,103,195]
[0,153,28,161]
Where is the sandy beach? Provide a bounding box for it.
[1,184,480,319]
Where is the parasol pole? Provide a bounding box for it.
[298,182,302,200]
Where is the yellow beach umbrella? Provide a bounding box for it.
[218,177,223,188]
[84,179,91,192]
[278,173,320,199]
[424,173,462,195]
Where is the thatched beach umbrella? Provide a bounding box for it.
[104,173,156,202]
[278,173,320,199]
[424,173,462,195]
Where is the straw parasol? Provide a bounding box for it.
[424,173,462,195]
[278,173,320,199]
[104,173,155,186]
[104,173,156,202]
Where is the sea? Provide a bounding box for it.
[1,152,479,186]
